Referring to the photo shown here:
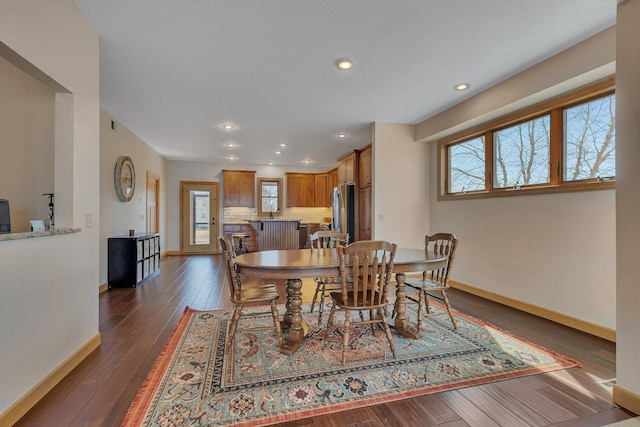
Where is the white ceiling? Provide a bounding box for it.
[71,0,617,168]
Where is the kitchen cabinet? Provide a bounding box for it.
[223,224,257,252]
[327,168,338,200]
[108,233,160,288]
[356,145,373,241]
[358,145,372,188]
[222,170,255,207]
[358,187,372,241]
[286,173,315,207]
[337,151,357,185]
[314,173,329,207]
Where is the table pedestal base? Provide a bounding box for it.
[392,272,422,339]
[280,278,309,355]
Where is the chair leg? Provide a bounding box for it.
[423,289,432,315]
[326,304,337,337]
[310,282,322,313]
[226,304,243,353]
[416,290,426,330]
[381,318,397,358]
[316,284,327,325]
[441,290,458,329]
[270,300,283,346]
[342,310,351,365]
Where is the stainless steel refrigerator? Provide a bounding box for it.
[331,183,355,244]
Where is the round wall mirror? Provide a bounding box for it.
[114,155,136,202]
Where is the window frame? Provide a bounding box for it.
[257,177,283,216]
[438,77,615,200]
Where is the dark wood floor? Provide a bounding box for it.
[16,255,636,426]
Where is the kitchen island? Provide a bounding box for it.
[246,218,300,251]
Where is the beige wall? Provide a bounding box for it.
[0,56,55,232]
[615,0,640,407]
[0,0,100,418]
[373,122,430,249]
[99,110,168,286]
[415,28,618,332]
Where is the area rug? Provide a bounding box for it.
[121,302,579,426]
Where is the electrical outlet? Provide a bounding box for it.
[378,214,383,222]
[85,213,93,228]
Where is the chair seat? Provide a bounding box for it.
[234,284,279,303]
[329,290,387,310]
[405,278,449,291]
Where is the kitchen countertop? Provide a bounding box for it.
[0,228,80,242]
[247,218,301,221]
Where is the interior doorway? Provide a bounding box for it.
[146,171,160,233]
[180,181,219,254]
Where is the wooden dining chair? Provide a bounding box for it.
[393,233,459,330]
[219,237,282,353]
[326,240,397,365]
[308,230,349,325]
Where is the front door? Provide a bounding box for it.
[181,181,219,254]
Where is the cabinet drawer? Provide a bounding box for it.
[137,240,143,260]
[143,239,150,258]
[136,262,143,283]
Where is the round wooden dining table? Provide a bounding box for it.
[235,247,448,355]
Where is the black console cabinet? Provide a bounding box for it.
[108,233,160,288]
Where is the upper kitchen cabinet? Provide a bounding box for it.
[337,150,357,185]
[358,145,372,188]
[314,173,329,207]
[327,168,338,196]
[222,170,255,207]
[286,172,315,207]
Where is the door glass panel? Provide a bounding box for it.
[192,190,210,245]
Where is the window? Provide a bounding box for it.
[493,115,550,188]
[563,93,616,182]
[448,136,485,193]
[440,78,615,199]
[257,178,282,216]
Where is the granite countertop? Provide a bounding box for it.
[0,228,81,242]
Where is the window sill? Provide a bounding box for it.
[438,180,615,201]
[0,228,81,242]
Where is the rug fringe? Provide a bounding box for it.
[448,304,582,368]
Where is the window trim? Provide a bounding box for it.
[257,178,283,216]
[438,77,615,201]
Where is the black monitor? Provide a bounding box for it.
[0,199,10,233]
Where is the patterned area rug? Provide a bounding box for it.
[121,303,579,426]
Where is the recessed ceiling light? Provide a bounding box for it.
[226,143,235,148]
[279,143,287,147]
[269,162,274,165]
[275,151,282,155]
[454,83,469,91]
[227,156,236,160]
[303,160,311,165]
[337,132,348,139]
[336,59,353,70]
[222,124,234,130]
